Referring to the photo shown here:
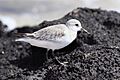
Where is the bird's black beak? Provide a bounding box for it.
[81,28,90,34]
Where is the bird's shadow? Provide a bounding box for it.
[10,39,79,70]
[10,46,47,70]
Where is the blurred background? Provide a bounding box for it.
[0,0,120,30]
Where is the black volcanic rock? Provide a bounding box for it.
[0,8,120,80]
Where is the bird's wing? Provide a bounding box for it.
[26,24,68,41]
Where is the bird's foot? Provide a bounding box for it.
[59,62,68,66]
[55,57,68,66]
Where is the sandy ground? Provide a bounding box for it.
[0,8,120,80]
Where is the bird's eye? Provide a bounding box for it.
[75,24,79,26]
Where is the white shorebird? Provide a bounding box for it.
[16,19,89,65]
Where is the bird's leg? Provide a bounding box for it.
[51,50,67,66]
[46,49,49,61]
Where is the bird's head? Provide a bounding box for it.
[66,19,89,34]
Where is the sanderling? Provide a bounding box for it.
[15,19,89,66]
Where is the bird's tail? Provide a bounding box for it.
[25,33,34,37]
[16,33,33,37]
[15,38,27,42]
[15,33,34,42]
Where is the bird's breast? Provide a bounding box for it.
[64,30,77,43]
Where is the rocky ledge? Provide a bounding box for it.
[0,8,120,80]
